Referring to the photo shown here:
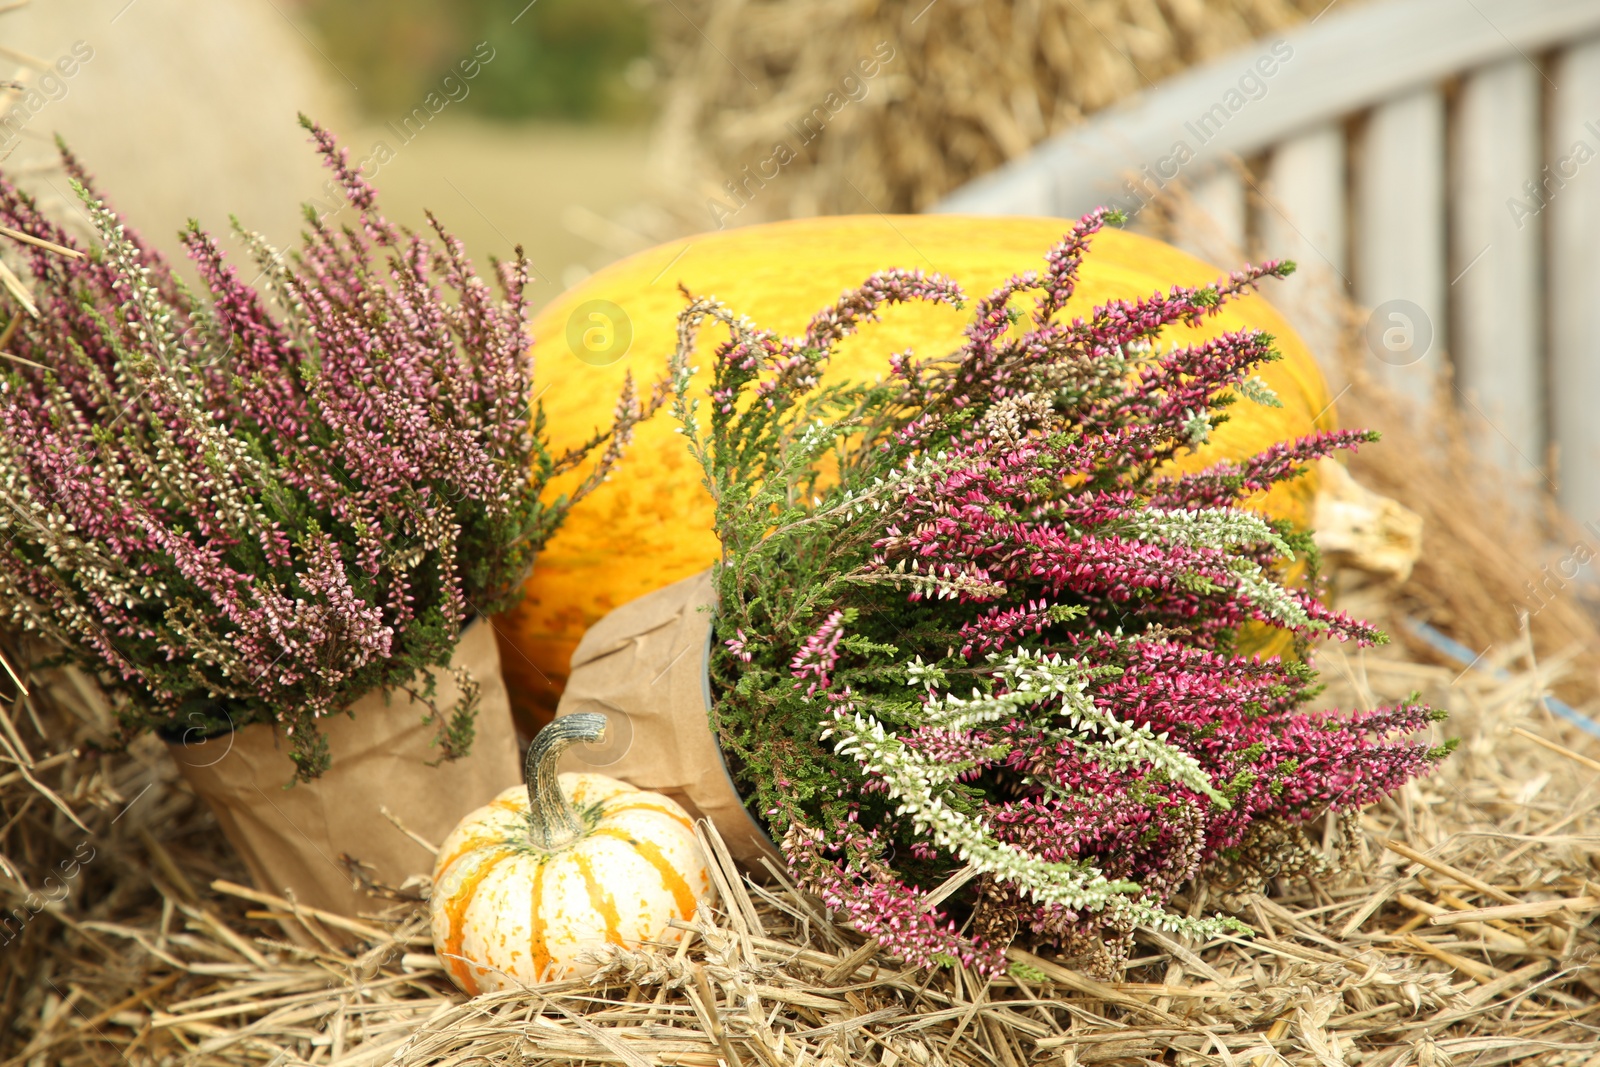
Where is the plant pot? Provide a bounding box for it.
[168,618,521,919]
[552,569,782,870]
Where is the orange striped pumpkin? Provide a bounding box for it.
[429,715,711,991]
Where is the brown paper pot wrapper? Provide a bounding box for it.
[168,619,520,919]
[554,569,782,870]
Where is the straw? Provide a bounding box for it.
[3,589,1598,1066]
[615,0,1362,249]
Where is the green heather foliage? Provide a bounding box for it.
[672,210,1449,971]
[0,128,657,778]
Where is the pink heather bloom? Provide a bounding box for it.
[791,610,848,697]
[725,629,755,663]
[0,122,659,778]
[681,207,1449,974]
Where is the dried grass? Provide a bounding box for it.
[1336,370,1600,720]
[625,0,1366,245]
[4,420,1600,1065]
[2,629,1599,1067]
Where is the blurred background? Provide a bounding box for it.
[0,0,1343,303]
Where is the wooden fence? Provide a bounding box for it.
[937,0,1600,523]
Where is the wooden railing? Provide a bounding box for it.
[936,0,1600,522]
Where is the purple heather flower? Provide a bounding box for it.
[0,122,659,778]
[677,207,1448,973]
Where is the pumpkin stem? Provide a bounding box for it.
[524,713,607,849]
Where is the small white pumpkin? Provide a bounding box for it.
[430,714,711,992]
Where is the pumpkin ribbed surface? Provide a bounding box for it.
[499,217,1335,717]
[430,771,710,991]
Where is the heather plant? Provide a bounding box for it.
[672,209,1452,973]
[0,122,659,779]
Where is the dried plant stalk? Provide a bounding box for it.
[631,0,1362,243]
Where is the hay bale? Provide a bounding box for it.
[4,623,1599,1066]
[638,0,1362,239]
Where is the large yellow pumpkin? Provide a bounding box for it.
[497,217,1335,721]
[430,715,711,991]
